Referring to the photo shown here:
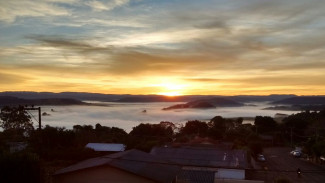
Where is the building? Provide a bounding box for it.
[53,149,181,183]
[85,143,125,152]
[7,142,28,153]
[150,146,256,183]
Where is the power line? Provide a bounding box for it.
[26,110,39,124]
[24,107,41,130]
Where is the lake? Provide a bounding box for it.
[30,102,298,132]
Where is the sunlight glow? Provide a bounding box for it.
[158,91,182,96]
[154,82,186,96]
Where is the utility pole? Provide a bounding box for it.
[315,127,318,143]
[25,107,41,130]
[24,106,42,183]
[290,127,293,147]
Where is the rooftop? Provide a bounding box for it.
[54,149,181,183]
[85,143,125,152]
[150,146,249,169]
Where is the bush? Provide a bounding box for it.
[275,177,291,183]
[0,152,41,183]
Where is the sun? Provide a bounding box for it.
[158,91,182,97]
[155,82,186,96]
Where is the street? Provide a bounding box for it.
[248,147,325,183]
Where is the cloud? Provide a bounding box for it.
[185,78,225,83]
[22,35,222,73]
[0,0,73,23]
[26,35,111,53]
[235,74,325,87]
[0,72,30,84]
[85,0,130,12]
[20,32,325,77]
[1,0,325,95]
[77,18,148,28]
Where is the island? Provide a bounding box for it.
[162,97,243,110]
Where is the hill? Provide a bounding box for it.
[272,96,325,105]
[162,97,243,110]
[0,92,127,102]
[228,94,296,103]
[0,96,86,106]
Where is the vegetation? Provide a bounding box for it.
[0,106,34,142]
[0,152,41,183]
[128,122,174,151]
[274,177,292,183]
[0,105,33,131]
[281,110,325,161]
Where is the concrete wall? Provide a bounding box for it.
[54,165,156,183]
[215,169,245,180]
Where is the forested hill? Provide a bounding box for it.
[0,96,86,106]
[0,92,126,102]
[272,96,325,105]
[163,97,243,110]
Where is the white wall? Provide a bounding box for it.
[215,169,245,180]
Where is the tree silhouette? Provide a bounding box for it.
[0,106,33,132]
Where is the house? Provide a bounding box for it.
[53,149,181,183]
[7,142,28,153]
[150,146,256,183]
[85,143,125,152]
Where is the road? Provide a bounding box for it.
[248,147,325,183]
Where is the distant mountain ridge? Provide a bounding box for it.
[272,96,325,105]
[0,92,301,103]
[227,94,297,103]
[0,96,86,106]
[263,105,325,111]
[0,92,127,102]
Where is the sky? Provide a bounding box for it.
[1,0,325,96]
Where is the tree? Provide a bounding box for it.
[130,123,173,137]
[180,120,208,137]
[128,123,174,152]
[208,116,227,139]
[249,141,263,155]
[254,116,278,133]
[235,117,243,125]
[0,106,34,132]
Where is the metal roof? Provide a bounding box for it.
[54,149,181,183]
[177,170,215,183]
[85,143,125,152]
[150,146,248,169]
